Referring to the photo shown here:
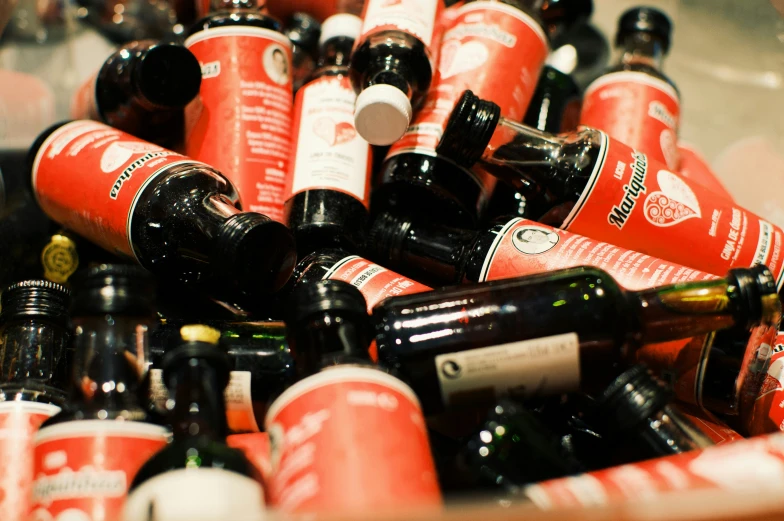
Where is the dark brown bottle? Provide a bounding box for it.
[0,282,71,521]
[284,13,372,256]
[579,7,680,170]
[70,41,202,149]
[30,265,170,521]
[372,265,780,414]
[285,12,322,92]
[436,90,784,285]
[29,121,296,304]
[125,325,265,520]
[589,365,713,464]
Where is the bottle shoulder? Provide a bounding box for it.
[603,63,679,94]
[188,11,282,36]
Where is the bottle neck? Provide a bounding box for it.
[168,358,229,440]
[630,279,750,344]
[616,32,667,71]
[394,219,476,284]
[635,405,714,456]
[0,316,69,393]
[316,36,354,72]
[291,311,371,378]
[69,314,154,415]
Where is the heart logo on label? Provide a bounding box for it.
[313,118,356,147]
[439,40,489,79]
[644,170,702,227]
[100,142,163,173]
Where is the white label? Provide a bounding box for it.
[291,77,370,204]
[435,333,581,406]
[148,369,259,433]
[361,0,440,47]
[124,467,265,521]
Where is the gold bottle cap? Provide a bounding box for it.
[179,324,221,345]
[41,233,79,284]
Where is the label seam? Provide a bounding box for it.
[560,132,610,229]
[478,217,522,281]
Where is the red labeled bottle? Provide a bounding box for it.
[745,331,784,435]
[284,12,322,92]
[372,265,780,414]
[437,91,784,289]
[373,0,555,226]
[0,281,71,521]
[124,325,265,521]
[29,121,296,303]
[185,0,294,222]
[266,280,442,514]
[284,14,373,256]
[70,40,202,149]
[522,431,784,509]
[286,248,432,312]
[30,266,170,521]
[676,403,744,445]
[678,142,734,201]
[579,7,680,170]
[349,0,444,145]
[368,213,716,289]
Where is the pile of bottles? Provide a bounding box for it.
[2,0,784,520]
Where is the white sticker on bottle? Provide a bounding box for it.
[290,76,370,205]
[434,333,581,406]
[360,0,440,47]
[124,467,265,521]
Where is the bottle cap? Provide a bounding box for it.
[366,212,411,266]
[285,12,322,54]
[437,90,500,168]
[616,7,672,53]
[726,265,779,330]
[595,365,672,434]
[135,43,203,110]
[285,279,368,325]
[70,264,156,316]
[212,212,297,297]
[319,13,362,46]
[161,324,231,390]
[354,85,413,146]
[1,280,71,323]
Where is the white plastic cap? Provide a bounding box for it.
[354,85,413,146]
[319,14,363,47]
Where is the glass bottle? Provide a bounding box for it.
[70,40,202,149]
[29,265,170,521]
[125,325,265,521]
[436,90,784,285]
[30,121,297,304]
[284,12,322,92]
[284,13,372,256]
[372,265,780,413]
[265,280,442,514]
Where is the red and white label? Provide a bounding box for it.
[480,217,716,289]
[185,26,294,222]
[524,432,784,508]
[678,143,734,201]
[30,420,169,521]
[124,468,265,521]
[70,73,100,121]
[227,432,271,482]
[32,121,195,259]
[581,71,680,170]
[676,404,744,446]
[265,366,441,514]
[359,0,442,48]
[557,133,784,289]
[149,368,259,433]
[286,76,372,207]
[747,332,784,436]
[0,401,59,521]
[387,1,548,200]
[322,255,431,311]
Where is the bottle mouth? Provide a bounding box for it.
[70,264,156,315]
[1,280,71,322]
[212,212,297,297]
[135,43,203,110]
[437,90,501,168]
[595,365,671,434]
[727,265,779,330]
[366,212,411,266]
